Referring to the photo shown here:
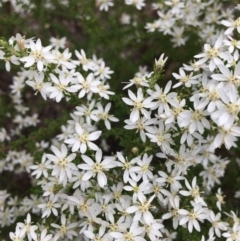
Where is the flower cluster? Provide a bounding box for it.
[0,1,240,241]
[145,0,235,47]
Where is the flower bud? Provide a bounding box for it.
[132,147,138,155]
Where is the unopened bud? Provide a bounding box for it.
[132,147,138,155]
[17,41,25,51]
[155,53,168,70]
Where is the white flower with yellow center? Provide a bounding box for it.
[123,88,154,123]
[65,123,102,153]
[78,149,117,188]
[20,39,55,71]
[126,193,155,225]
[211,85,240,129]
[93,102,119,130]
[46,144,77,186]
[26,72,51,100]
[178,202,207,233]
[76,72,100,98]
[110,221,145,241]
[47,72,80,102]
[194,35,231,71]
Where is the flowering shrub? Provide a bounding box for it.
[0,0,240,241]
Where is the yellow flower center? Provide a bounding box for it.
[206,47,219,58]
